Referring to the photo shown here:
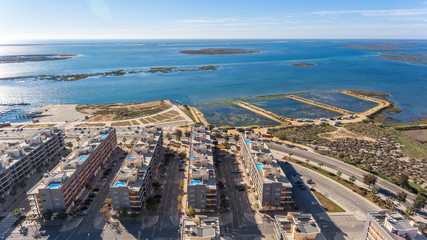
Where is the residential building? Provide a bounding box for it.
[187,125,217,210]
[0,128,64,196]
[27,127,116,214]
[240,131,293,208]
[273,212,325,240]
[181,215,220,240]
[363,211,426,240]
[110,126,162,211]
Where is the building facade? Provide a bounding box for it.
[363,211,425,240]
[187,125,217,210]
[240,131,293,208]
[0,128,64,196]
[273,212,325,240]
[110,126,162,211]
[28,127,116,214]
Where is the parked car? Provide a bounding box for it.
[78,211,87,216]
[217,181,225,189]
[311,201,318,206]
[238,187,245,191]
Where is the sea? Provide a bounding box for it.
[0,39,426,126]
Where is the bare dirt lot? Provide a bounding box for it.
[319,127,376,142]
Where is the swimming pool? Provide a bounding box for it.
[142,132,148,136]
[190,154,197,159]
[101,133,108,138]
[48,183,61,189]
[190,180,201,185]
[245,140,251,145]
[129,155,136,159]
[114,182,126,187]
[78,156,88,162]
[33,134,39,138]
[256,163,263,170]
[191,132,197,136]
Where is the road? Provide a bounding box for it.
[267,142,418,204]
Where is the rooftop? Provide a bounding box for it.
[368,211,424,240]
[182,216,220,240]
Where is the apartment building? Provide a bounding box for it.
[28,127,116,214]
[0,128,64,196]
[240,131,293,208]
[110,126,162,211]
[187,125,217,210]
[363,211,425,240]
[273,212,325,240]
[181,215,220,240]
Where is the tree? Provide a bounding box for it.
[13,208,22,227]
[19,181,27,193]
[0,196,5,211]
[233,134,240,143]
[370,187,379,201]
[305,159,310,167]
[184,131,191,141]
[187,206,195,216]
[288,152,293,161]
[413,193,426,210]
[116,208,127,218]
[397,191,407,204]
[336,171,342,180]
[130,211,139,219]
[397,173,409,187]
[349,176,356,186]
[9,188,17,201]
[317,162,323,171]
[166,133,172,142]
[179,180,185,190]
[152,182,161,190]
[76,137,81,145]
[42,210,53,220]
[177,195,183,202]
[56,209,68,220]
[224,134,229,141]
[363,174,377,188]
[122,137,127,144]
[175,129,182,142]
[406,206,416,216]
[385,196,395,209]
[208,124,215,131]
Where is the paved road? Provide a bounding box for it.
[139,148,181,240]
[267,142,418,205]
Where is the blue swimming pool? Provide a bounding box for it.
[33,134,39,138]
[129,155,136,159]
[245,140,251,145]
[191,132,197,136]
[256,163,263,170]
[142,132,148,136]
[114,182,126,187]
[48,183,61,189]
[190,180,201,185]
[101,133,108,138]
[78,156,87,162]
[190,154,197,159]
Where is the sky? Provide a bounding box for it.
[1,0,427,42]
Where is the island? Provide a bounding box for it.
[180,48,259,55]
[292,62,315,67]
[340,45,401,50]
[380,52,426,65]
[0,54,77,64]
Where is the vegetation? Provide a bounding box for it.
[292,62,315,67]
[187,206,195,216]
[363,174,377,188]
[312,190,345,212]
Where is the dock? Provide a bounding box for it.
[286,95,353,115]
[236,101,292,125]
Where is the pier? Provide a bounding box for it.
[0,108,17,116]
[286,95,353,115]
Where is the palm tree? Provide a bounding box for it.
[288,152,293,161]
[385,196,395,210]
[19,181,27,193]
[0,196,6,211]
[9,188,17,201]
[371,187,379,201]
[13,208,22,227]
[166,133,172,142]
[397,191,407,205]
[317,162,323,171]
[233,134,240,144]
[349,176,356,186]
[336,171,342,180]
[76,137,81,145]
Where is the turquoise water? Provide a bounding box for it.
[256,163,263,170]
[78,156,87,162]
[48,183,61,189]
[114,182,126,187]
[129,155,136,159]
[299,90,378,113]
[101,133,108,138]
[0,40,426,124]
[190,180,201,185]
[190,154,197,159]
[248,97,340,119]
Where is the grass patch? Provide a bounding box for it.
[111,121,132,126]
[180,105,196,122]
[76,123,106,127]
[131,120,140,125]
[152,114,170,121]
[23,124,56,128]
[312,191,345,212]
[161,116,185,122]
[145,117,158,123]
[139,118,149,124]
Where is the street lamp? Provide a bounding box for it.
[138,230,141,240]
[87,233,90,240]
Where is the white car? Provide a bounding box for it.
[311,201,318,206]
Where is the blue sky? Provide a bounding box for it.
[1,0,427,41]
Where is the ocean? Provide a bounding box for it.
[0,39,426,125]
